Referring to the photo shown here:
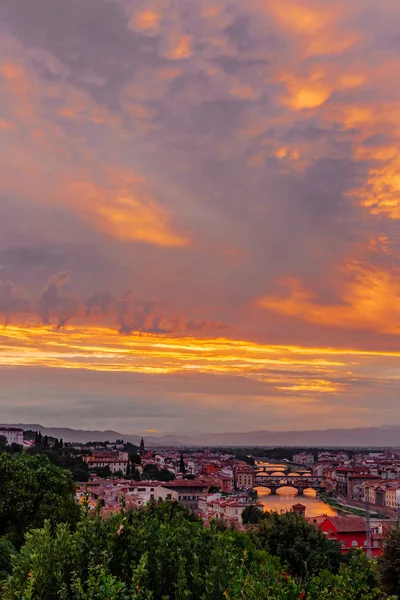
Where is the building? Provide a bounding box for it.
[216,474,234,494]
[85,456,129,475]
[292,503,306,517]
[0,427,24,446]
[319,516,383,556]
[124,482,179,504]
[348,474,380,501]
[293,453,315,467]
[162,480,210,510]
[77,480,179,514]
[335,467,370,496]
[383,482,400,509]
[364,480,400,509]
[198,493,262,526]
[234,463,254,490]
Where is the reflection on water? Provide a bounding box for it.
[254,461,335,517]
[256,487,337,518]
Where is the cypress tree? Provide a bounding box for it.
[179,453,186,474]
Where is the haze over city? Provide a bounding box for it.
[1,0,400,435]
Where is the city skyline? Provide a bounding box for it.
[1,0,400,433]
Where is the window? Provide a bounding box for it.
[351,540,358,547]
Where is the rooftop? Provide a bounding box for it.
[323,516,366,533]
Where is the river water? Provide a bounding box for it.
[254,461,336,518]
[256,487,337,517]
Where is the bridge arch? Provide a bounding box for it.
[254,474,324,495]
[276,485,300,494]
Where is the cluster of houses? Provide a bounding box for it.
[313,450,400,515]
[4,428,400,546]
[75,445,260,527]
[307,512,388,557]
[76,476,260,527]
[81,443,255,492]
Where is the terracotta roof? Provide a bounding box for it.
[162,480,209,488]
[324,516,366,533]
[336,467,369,473]
[348,474,380,479]
[308,514,329,526]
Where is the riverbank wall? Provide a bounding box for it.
[321,492,398,519]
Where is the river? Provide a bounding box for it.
[254,460,336,518]
[256,487,337,517]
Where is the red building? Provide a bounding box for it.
[320,516,383,556]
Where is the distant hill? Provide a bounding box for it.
[3,423,400,447]
[4,424,142,445]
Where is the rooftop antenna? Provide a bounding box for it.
[365,490,371,558]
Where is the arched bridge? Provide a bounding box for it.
[256,465,291,475]
[254,474,325,495]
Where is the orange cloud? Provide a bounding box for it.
[0,325,361,390]
[258,263,400,335]
[0,63,23,80]
[267,1,333,34]
[0,119,14,130]
[67,180,189,247]
[130,10,161,34]
[2,324,400,410]
[167,36,192,60]
[284,84,331,110]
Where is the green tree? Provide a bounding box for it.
[0,453,80,546]
[379,520,400,596]
[0,538,16,580]
[242,505,264,525]
[130,453,142,465]
[141,464,174,482]
[2,502,284,600]
[91,465,112,478]
[0,436,8,451]
[179,453,186,474]
[1,502,393,600]
[307,551,393,600]
[250,510,343,579]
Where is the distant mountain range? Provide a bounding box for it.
[3,423,400,447]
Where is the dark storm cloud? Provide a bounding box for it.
[37,270,79,328]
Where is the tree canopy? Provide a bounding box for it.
[0,453,80,546]
[249,509,344,579]
[1,502,393,600]
[379,521,400,596]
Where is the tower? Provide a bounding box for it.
[140,437,145,457]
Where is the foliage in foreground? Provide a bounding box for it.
[0,453,80,547]
[248,509,344,579]
[379,520,400,596]
[1,501,395,600]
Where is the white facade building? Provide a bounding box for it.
[0,427,24,446]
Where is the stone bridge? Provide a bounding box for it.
[254,475,325,495]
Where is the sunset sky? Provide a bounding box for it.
[1,0,400,434]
